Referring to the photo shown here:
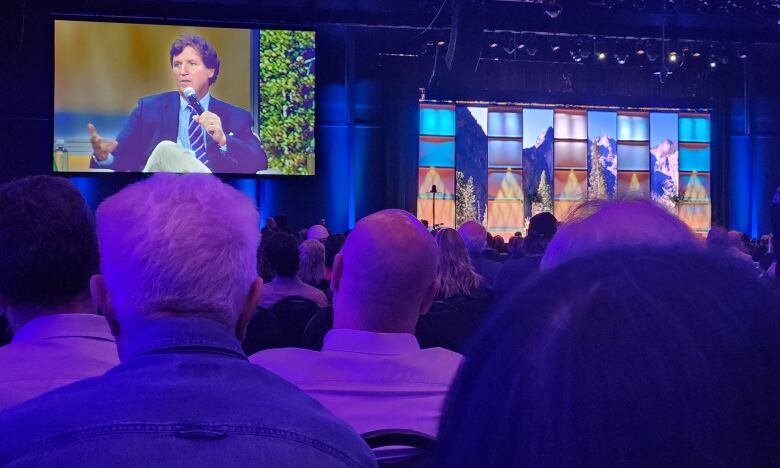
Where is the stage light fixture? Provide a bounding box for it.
[653,65,672,84]
[490,41,499,48]
[668,51,678,63]
[738,50,748,59]
[437,40,446,46]
[544,0,563,18]
[709,57,717,68]
[615,53,628,65]
[525,35,539,56]
[597,51,607,60]
[635,41,646,55]
[550,36,561,52]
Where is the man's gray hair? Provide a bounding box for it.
[96,173,259,326]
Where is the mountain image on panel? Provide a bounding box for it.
[588,135,617,199]
[523,126,554,218]
[455,107,488,226]
[650,139,679,212]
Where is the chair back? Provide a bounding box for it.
[415,294,489,352]
[242,307,284,355]
[362,429,436,468]
[269,296,321,348]
[301,306,333,350]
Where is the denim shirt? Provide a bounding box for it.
[0,317,376,468]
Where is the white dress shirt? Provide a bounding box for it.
[260,276,328,309]
[250,328,463,436]
[0,314,119,411]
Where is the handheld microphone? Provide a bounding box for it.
[183,87,205,115]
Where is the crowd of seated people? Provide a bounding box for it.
[1,175,779,466]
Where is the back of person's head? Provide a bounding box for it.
[508,234,525,258]
[94,174,259,331]
[272,214,289,232]
[332,209,438,333]
[541,198,701,270]
[435,228,482,299]
[437,246,780,467]
[307,224,329,241]
[728,230,746,250]
[458,221,487,253]
[493,235,506,253]
[0,176,99,329]
[324,234,345,269]
[263,232,300,278]
[706,225,729,251]
[523,211,557,256]
[298,239,325,286]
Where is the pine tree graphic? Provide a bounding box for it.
[538,170,553,214]
[588,140,607,200]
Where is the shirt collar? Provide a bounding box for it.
[12,313,115,344]
[121,316,245,362]
[179,92,211,112]
[322,328,421,356]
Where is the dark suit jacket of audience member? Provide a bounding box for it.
[90,91,267,174]
[469,251,502,290]
[0,317,375,468]
[494,255,543,298]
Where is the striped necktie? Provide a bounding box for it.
[187,106,207,162]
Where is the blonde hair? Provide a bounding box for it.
[298,239,326,286]
[436,228,483,299]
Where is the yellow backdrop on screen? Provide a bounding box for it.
[54,21,251,114]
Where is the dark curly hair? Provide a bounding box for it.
[0,176,99,307]
[169,34,220,85]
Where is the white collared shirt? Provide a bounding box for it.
[0,314,119,411]
[250,328,463,436]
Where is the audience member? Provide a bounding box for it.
[272,213,290,233]
[495,211,557,297]
[540,198,701,271]
[727,230,754,262]
[458,221,501,288]
[0,176,118,411]
[493,235,506,255]
[251,209,463,437]
[507,233,524,259]
[324,234,346,281]
[437,247,780,467]
[260,232,328,308]
[260,216,278,237]
[434,229,485,300]
[307,224,330,242]
[0,174,375,467]
[299,239,329,293]
[707,226,754,265]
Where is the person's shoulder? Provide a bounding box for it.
[138,91,178,105]
[0,374,106,451]
[210,96,251,117]
[249,346,319,368]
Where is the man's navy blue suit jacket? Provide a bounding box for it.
[92,91,268,174]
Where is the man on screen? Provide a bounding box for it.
[88,34,267,174]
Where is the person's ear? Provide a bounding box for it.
[419,279,439,317]
[207,69,215,80]
[236,277,263,342]
[330,253,344,293]
[91,274,120,336]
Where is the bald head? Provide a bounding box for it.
[332,209,438,333]
[541,199,702,271]
[458,221,487,252]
